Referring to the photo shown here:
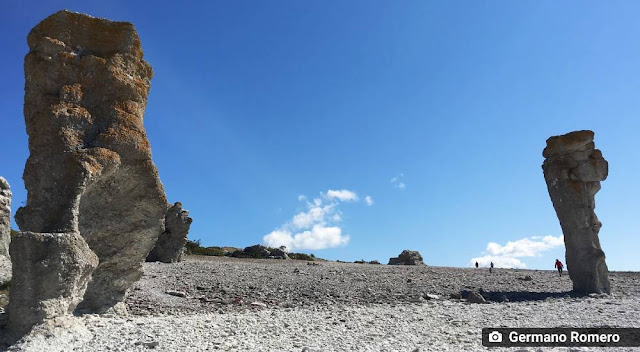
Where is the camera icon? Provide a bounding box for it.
[488,331,503,343]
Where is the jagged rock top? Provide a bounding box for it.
[27,10,144,60]
[542,130,608,183]
[543,130,596,158]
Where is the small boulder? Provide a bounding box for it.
[388,250,425,265]
[466,291,487,304]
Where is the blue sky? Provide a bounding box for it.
[1,1,639,270]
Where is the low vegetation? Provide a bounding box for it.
[185,239,319,261]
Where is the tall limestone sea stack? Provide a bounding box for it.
[542,130,611,294]
[13,10,167,320]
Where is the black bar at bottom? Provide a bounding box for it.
[482,328,640,347]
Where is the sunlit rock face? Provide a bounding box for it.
[542,130,610,294]
[15,10,167,314]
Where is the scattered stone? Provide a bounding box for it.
[466,291,486,304]
[250,301,267,308]
[542,130,611,294]
[16,10,168,314]
[8,232,98,336]
[518,275,533,281]
[388,250,425,265]
[423,293,440,300]
[0,177,11,259]
[147,202,193,263]
[165,290,187,298]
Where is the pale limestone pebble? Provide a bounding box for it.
[5,297,638,351]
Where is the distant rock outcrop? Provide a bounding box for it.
[13,10,167,317]
[0,177,11,259]
[388,250,425,265]
[147,202,193,263]
[542,130,611,294]
[8,232,98,336]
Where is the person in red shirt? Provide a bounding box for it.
[555,259,564,277]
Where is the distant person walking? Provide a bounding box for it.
[475,261,479,269]
[555,259,564,277]
[490,262,494,273]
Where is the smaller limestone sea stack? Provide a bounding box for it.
[0,177,11,259]
[147,202,193,263]
[388,250,425,265]
[542,130,611,294]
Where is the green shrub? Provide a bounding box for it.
[185,239,225,256]
[289,253,315,261]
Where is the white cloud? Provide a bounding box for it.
[291,204,334,229]
[470,235,564,269]
[264,225,350,251]
[472,255,527,269]
[364,195,374,206]
[326,189,359,202]
[298,195,306,202]
[264,189,365,251]
[390,174,406,189]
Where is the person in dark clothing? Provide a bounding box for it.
[555,259,564,277]
[475,261,479,268]
[490,261,494,273]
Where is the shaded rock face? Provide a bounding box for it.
[388,250,425,265]
[542,130,610,294]
[8,232,98,336]
[15,10,167,313]
[0,177,11,258]
[147,202,193,263]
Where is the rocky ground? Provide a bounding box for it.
[2,255,640,351]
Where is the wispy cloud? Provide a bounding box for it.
[390,173,406,189]
[470,235,564,269]
[364,195,374,206]
[264,189,368,251]
[326,189,359,202]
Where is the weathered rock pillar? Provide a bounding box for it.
[0,177,12,285]
[146,202,193,263]
[0,177,11,259]
[542,130,611,294]
[7,232,98,336]
[14,10,167,314]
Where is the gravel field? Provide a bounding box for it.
[2,255,640,351]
